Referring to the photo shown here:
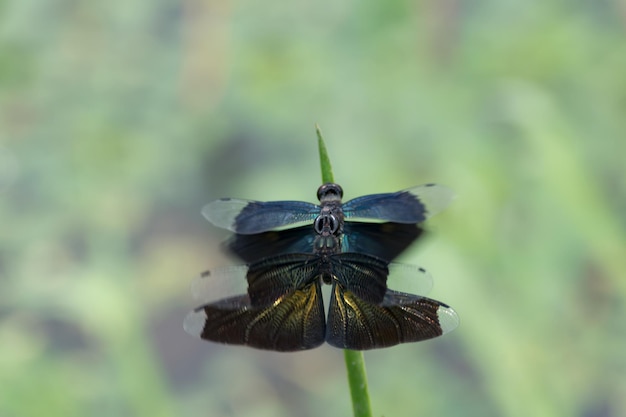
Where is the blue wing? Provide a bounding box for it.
[227,222,424,264]
[225,225,315,263]
[342,184,455,223]
[341,222,424,260]
[202,199,319,234]
[227,222,423,264]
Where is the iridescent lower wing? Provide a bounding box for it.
[342,184,455,223]
[245,253,319,306]
[342,222,424,261]
[184,283,326,351]
[226,225,315,263]
[202,199,319,234]
[227,222,424,265]
[326,286,458,350]
[329,253,389,304]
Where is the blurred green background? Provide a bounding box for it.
[2,0,626,416]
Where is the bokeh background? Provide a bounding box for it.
[2,1,626,416]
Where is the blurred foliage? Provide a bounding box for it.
[1,0,626,416]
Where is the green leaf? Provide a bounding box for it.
[316,124,335,184]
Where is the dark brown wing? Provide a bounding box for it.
[184,282,326,351]
[245,253,319,306]
[325,286,458,350]
[329,252,389,304]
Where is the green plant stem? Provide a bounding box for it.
[316,125,373,417]
[344,349,373,417]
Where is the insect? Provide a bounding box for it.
[205,183,454,263]
[184,183,458,351]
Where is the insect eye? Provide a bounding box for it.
[317,183,344,201]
